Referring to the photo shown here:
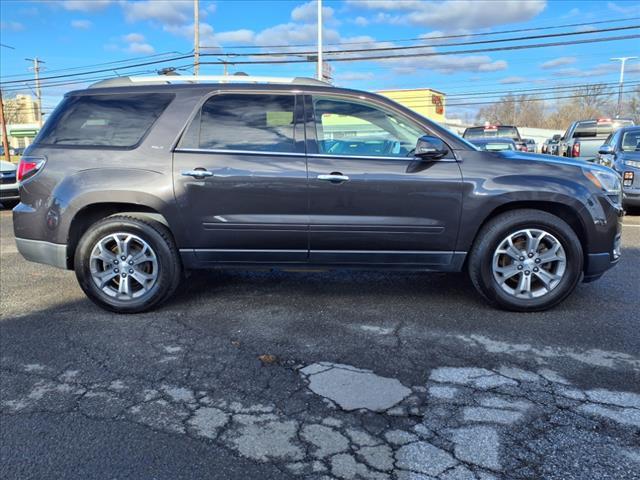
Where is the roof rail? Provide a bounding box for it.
[89,75,330,88]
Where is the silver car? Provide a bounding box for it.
[0,160,20,208]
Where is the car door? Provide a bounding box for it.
[173,91,309,264]
[304,94,463,267]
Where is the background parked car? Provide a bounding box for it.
[557,118,635,161]
[596,125,640,210]
[462,124,528,151]
[0,160,19,209]
[523,138,536,153]
[542,134,562,154]
[468,137,517,151]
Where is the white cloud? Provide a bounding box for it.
[70,19,92,29]
[213,29,255,44]
[119,33,155,54]
[127,42,155,54]
[121,0,192,25]
[540,56,577,69]
[61,0,111,12]
[123,32,146,43]
[500,76,527,84]
[0,21,25,32]
[347,0,546,31]
[353,16,369,26]
[607,1,640,14]
[291,0,335,22]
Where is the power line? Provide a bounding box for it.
[210,24,640,57]
[0,54,193,86]
[446,88,638,107]
[211,16,640,49]
[0,51,186,80]
[198,33,640,65]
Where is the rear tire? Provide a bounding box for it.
[468,209,583,312]
[74,215,182,313]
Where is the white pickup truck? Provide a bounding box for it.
[557,118,634,162]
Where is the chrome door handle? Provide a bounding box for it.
[317,174,350,183]
[181,169,214,178]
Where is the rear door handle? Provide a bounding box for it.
[317,173,350,183]
[181,169,214,178]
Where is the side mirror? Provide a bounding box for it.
[415,135,448,160]
[598,145,614,155]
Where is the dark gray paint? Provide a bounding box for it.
[13,82,623,280]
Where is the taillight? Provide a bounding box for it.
[572,142,580,158]
[17,156,46,182]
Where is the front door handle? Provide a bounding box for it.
[182,168,214,178]
[317,173,350,183]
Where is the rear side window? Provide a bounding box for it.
[38,93,173,148]
[179,94,297,153]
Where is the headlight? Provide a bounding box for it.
[583,168,621,194]
[623,159,640,168]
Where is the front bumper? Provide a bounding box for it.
[622,190,640,207]
[583,228,622,283]
[15,237,68,269]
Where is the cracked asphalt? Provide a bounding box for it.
[1,208,639,480]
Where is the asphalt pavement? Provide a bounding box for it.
[1,208,639,480]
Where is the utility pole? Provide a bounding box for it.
[26,57,44,126]
[0,90,11,163]
[611,56,638,117]
[317,0,323,81]
[194,0,200,76]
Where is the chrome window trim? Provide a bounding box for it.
[174,147,306,157]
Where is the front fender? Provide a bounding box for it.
[456,161,614,254]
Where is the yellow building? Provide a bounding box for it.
[376,88,446,123]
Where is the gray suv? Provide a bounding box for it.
[13,76,623,313]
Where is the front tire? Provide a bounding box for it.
[74,215,182,313]
[468,209,583,312]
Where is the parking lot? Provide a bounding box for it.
[1,208,639,479]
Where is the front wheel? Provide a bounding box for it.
[468,209,583,311]
[74,215,182,313]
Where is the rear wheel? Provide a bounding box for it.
[74,215,181,313]
[468,209,583,311]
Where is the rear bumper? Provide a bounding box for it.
[15,237,68,269]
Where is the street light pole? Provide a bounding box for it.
[26,57,44,126]
[611,56,638,117]
[317,0,323,81]
[194,0,200,76]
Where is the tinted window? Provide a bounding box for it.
[463,126,519,140]
[621,130,640,151]
[313,96,425,158]
[39,94,173,147]
[181,94,297,153]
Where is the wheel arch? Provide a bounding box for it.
[66,202,172,269]
[465,200,588,269]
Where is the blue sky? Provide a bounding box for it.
[1,0,639,120]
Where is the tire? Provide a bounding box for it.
[468,209,583,312]
[74,215,182,313]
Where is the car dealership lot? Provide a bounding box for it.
[1,209,639,479]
